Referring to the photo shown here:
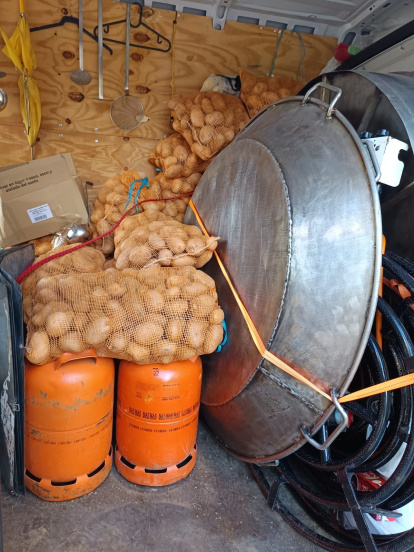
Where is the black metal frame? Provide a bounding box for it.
[249,254,414,551]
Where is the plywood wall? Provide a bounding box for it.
[0,0,336,200]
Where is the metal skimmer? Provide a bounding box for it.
[110,3,144,130]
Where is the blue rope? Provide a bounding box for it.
[124,177,149,213]
[216,319,228,353]
[293,30,306,82]
[268,29,284,77]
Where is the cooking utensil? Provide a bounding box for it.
[0,89,8,112]
[98,0,103,99]
[110,3,144,130]
[184,84,381,463]
[70,0,92,86]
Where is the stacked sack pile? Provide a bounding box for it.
[22,211,224,366]
[88,91,249,265]
[239,69,302,117]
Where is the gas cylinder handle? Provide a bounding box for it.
[300,389,348,451]
[302,82,342,119]
[54,349,97,370]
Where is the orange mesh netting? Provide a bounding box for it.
[90,170,145,257]
[168,91,249,160]
[240,69,302,117]
[149,133,211,178]
[114,211,218,270]
[21,245,106,324]
[24,265,224,366]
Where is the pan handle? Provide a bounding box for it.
[300,389,348,451]
[302,82,342,119]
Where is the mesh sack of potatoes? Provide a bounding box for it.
[114,211,218,270]
[148,133,211,178]
[239,69,303,118]
[90,170,146,256]
[136,174,198,223]
[28,234,54,257]
[168,91,250,160]
[21,245,105,324]
[25,265,225,366]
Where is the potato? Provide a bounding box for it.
[166,319,185,341]
[130,227,150,245]
[211,133,226,152]
[201,98,214,114]
[186,237,206,256]
[134,322,164,345]
[190,106,204,127]
[223,128,235,143]
[193,270,215,288]
[163,298,188,316]
[165,164,182,179]
[158,249,173,267]
[166,273,185,288]
[106,300,124,316]
[261,91,280,104]
[186,225,203,238]
[85,317,111,346]
[171,256,196,267]
[129,245,152,267]
[205,111,225,127]
[163,203,178,218]
[166,236,186,254]
[97,219,112,235]
[190,294,216,316]
[46,311,73,337]
[252,82,268,95]
[209,308,225,325]
[144,289,164,312]
[165,285,180,299]
[161,141,174,158]
[186,320,207,349]
[278,87,291,99]
[106,334,127,355]
[164,155,178,169]
[210,94,227,112]
[148,220,165,232]
[59,332,85,354]
[126,343,150,364]
[182,282,207,298]
[186,152,199,169]
[199,125,215,146]
[194,250,213,268]
[36,287,59,304]
[108,283,126,298]
[26,331,50,365]
[153,340,177,360]
[147,233,166,250]
[91,287,110,302]
[203,324,224,354]
[101,238,115,256]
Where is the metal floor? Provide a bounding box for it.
[3,422,323,552]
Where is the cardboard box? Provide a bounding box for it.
[0,154,88,248]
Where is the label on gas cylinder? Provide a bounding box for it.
[127,400,200,422]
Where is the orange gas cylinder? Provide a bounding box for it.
[115,356,202,486]
[25,350,114,501]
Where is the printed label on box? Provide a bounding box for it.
[27,204,53,224]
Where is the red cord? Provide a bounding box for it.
[16,192,194,284]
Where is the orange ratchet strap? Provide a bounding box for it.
[189,200,414,404]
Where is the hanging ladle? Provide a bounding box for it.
[70,0,92,86]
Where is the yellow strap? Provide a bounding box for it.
[189,200,414,405]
